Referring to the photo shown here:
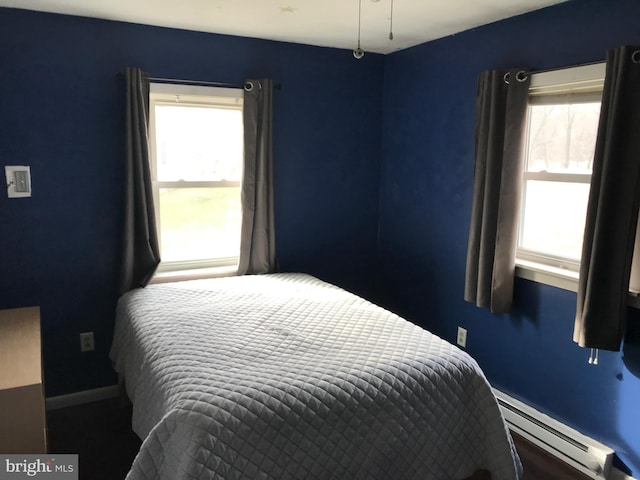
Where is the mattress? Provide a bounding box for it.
[110,273,521,480]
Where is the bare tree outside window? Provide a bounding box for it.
[526,103,599,174]
[519,101,601,263]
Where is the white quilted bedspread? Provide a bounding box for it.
[110,273,521,480]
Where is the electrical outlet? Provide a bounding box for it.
[457,327,467,348]
[80,332,95,352]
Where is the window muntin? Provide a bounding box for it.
[149,84,244,274]
[516,65,604,275]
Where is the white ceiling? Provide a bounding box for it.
[0,0,567,54]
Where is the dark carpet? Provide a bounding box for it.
[46,397,141,480]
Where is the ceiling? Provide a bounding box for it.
[0,0,567,55]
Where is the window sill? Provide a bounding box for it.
[628,292,640,309]
[150,265,238,284]
[516,260,640,308]
[515,260,579,292]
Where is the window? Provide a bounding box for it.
[516,63,605,289]
[149,83,244,277]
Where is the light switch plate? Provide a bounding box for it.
[5,165,31,198]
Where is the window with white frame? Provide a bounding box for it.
[516,63,605,287]
[149,83,244,275]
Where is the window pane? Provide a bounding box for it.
[519,181,590,261]
[526,102,600,174]
[154,105,243,182]
[158,187,241,263]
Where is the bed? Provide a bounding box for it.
[109,273,522,480]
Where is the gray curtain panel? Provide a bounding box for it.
[238,79,276,275]
[574,46,640,351]
[119,67,160,295]
[464,68,530,313]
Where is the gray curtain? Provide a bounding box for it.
[238,79,276,275]
[464,68,530,313]
[574,46,640,351]
[119,67,160,295]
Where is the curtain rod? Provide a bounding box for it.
[148,76,282,91]
[149,76,245,89]
[525,59,604,77]
[526,49,640,77]
[504,59,605,84]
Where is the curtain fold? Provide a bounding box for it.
[119,67,160,295]
[574,46,640,351]
[238,79,276,275]
[464,68,530,313]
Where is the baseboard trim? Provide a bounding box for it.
[46,385,119,411]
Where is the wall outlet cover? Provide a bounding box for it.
[457,327,467,348]
[80,332,95,352]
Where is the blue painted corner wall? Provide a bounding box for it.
[378,0,640,474]
[0,8,383,393]
[2,0,640,475]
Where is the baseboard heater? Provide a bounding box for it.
[493,389,616,479]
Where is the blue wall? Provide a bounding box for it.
[379,0,640,474]
[0,8,384,395]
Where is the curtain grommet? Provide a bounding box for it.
[503,72,510,85]
[516,70,528,82]
[632,50,640,64]
[244,82,254,92]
